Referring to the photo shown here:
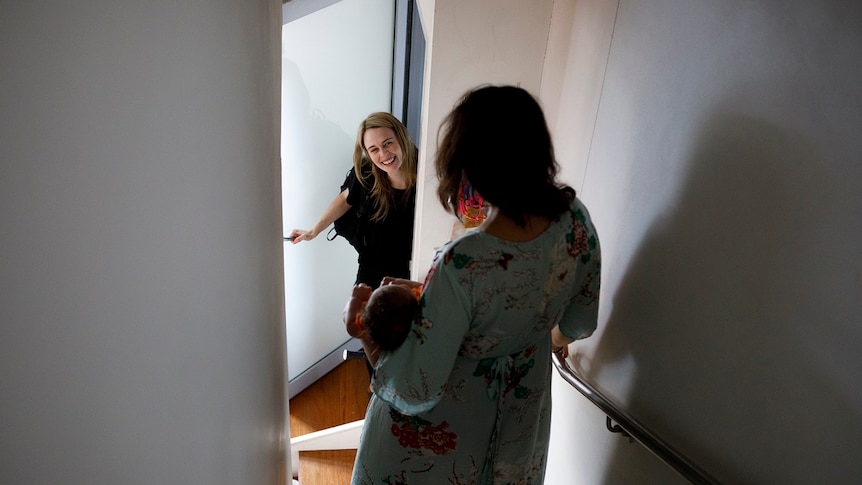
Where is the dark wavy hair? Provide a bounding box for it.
[435,85,574,226]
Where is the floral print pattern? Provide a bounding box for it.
[389,408,458,455]
[474,346,537,401]
[352,198,601,485]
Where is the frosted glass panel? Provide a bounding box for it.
[282,0,394,383]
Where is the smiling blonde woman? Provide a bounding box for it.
[288,112,418,288]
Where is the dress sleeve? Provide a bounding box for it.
[557,263,600,341]
[558,202,602,341]
[370,243,471,415]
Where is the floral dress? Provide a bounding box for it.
[351,197,601,485]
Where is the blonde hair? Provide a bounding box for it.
[353,112,418,221]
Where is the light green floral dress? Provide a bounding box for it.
[351,198,601,485]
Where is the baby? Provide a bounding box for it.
[353,282,422,351]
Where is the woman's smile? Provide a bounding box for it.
[364,127,404,174]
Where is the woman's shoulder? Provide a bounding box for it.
[566,195,596,227]
[433,230,497,261]
[343,164,374,186]
[343,167,371,207]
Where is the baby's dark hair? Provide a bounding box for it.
[361,285,418,351]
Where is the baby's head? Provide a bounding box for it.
[360,284,419,351]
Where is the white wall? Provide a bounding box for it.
[0,2,287,484]
[412,0,556,277]
[544,0,862,483]
[415,0,862,483]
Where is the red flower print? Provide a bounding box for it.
[389,409,458,455]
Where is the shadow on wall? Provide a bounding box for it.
[585,111,862,484]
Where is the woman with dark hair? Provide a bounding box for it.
[288,112,418,288]
[344,85,602,484]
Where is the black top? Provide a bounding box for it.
[344,168,415,288]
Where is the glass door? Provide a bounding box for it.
[281,0,395,395]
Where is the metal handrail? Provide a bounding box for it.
[551,352,721,484]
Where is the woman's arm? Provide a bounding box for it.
[287,189,351,243]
